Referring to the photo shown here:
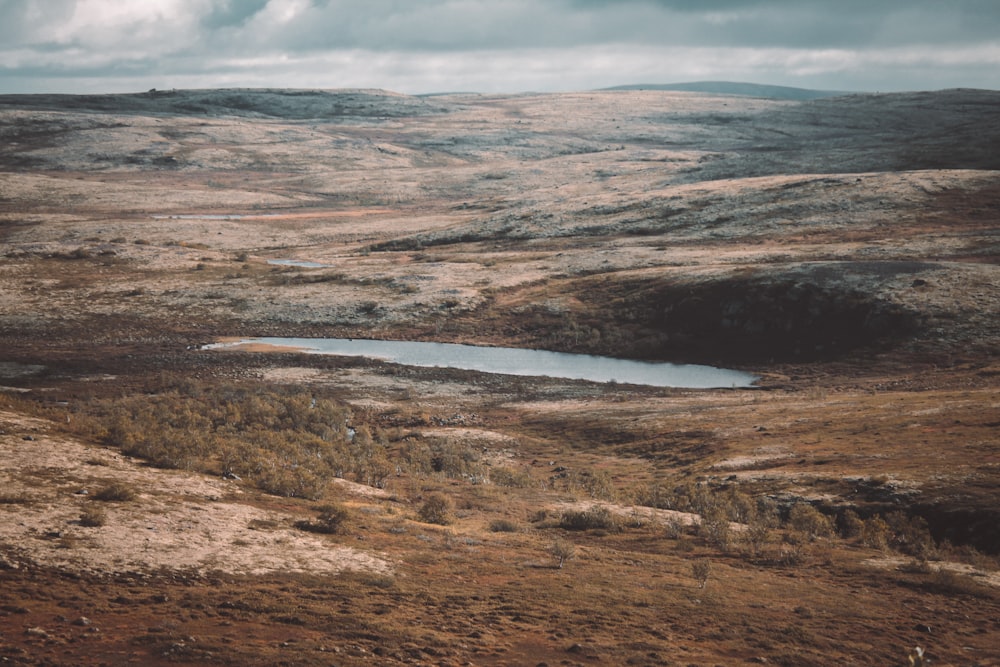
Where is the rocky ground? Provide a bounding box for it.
[0,87,998,665]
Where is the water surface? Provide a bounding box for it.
[266,259,331,268]
[206,337,757,388]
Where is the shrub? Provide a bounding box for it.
[92,482,136,502]
[74,383,360,498]
[78,506,107,527]
[551,540,576,568]
[884,511,937,559]
[777,543,806,566]
[839,508,865,539]
[862,515,891,551]
[489,466,535,488]
[295,502,350,534]
[417,492,454,525]
[698,506,732,550]
[572,469,616,501]
[489,518,520,533]
[664,516,687,539]
[787,503,834,540]
[692,560,712,588]
[559,506,618,531]
[743,517,772,557]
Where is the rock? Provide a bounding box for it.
[914,623,932,633]
[25,627,49,638]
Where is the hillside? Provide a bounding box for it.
[0,87,998,666]
[601,80,849,99]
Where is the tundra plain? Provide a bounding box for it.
[0,87,998,665]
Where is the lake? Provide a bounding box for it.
[266,259,331,268]
[204,337,757,389]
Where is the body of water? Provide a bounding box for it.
[266,259,331,268]
[205,337,757,388]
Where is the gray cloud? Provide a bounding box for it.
[201,0,270,29]
[0,0,75,43]
[0,0,997,94]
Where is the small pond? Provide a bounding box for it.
[205,337,757,389]
[266,259,331,268]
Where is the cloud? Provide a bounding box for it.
[201,0,270,29]
[0,0,997,93]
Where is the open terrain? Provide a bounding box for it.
[0,86,998,665]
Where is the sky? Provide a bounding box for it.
[1,0,998,95]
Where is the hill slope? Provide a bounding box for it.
[602,80,850,99]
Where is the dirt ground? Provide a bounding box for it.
[0,87,998,665]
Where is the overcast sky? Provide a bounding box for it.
[1,0,998,94]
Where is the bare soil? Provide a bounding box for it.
[0,87,998,665]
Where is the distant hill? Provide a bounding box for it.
[601,81,850,100]
[0,88,441,119]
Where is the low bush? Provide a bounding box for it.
[92,482,136,502]
[559,506,618,531]
[295,502,350,534]
[68,381,385,499]
[787,503,834,540]
[698,507,732,551]
[692,560,712,588]
[417,492,454,525]
[664,516,687,539]
[551,540,576,568]
[838,508,865,539]
[862,515,891,551]
[488,518,520,533]
[78,506,107,527]
[489,466,535,488]
[884,511,937,559]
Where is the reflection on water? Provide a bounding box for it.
[266,259,330,268]
[205,337,757,389]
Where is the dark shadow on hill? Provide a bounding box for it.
[450,264,928,366]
